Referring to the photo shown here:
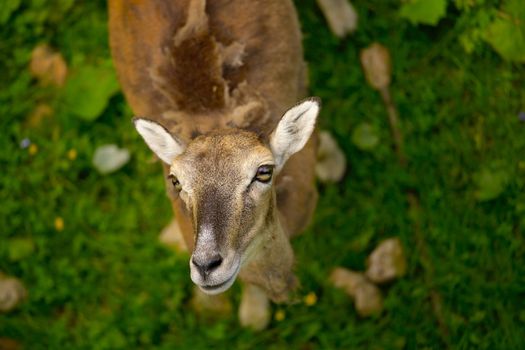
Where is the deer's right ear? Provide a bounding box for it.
[270,98,320,171]
[133,118,185,165]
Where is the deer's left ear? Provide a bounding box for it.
[270,97,321,170]
[133,118,186,165]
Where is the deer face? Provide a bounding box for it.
[172,130,276,294]
[133,98,320,294]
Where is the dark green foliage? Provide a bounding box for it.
[399,0,525,62]
[1,0,524,349]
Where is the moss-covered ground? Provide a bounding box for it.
[1,0,524,349]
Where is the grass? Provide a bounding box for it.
[1,0,525,349]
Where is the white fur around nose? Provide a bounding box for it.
[190,223,242,294]
[270,98,320,170]
[133,118,185,165]
[193,224,216,259]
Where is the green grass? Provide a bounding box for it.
[1,0,525,349]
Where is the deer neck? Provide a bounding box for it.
[238,192,296,302]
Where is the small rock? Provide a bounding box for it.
[159,219,188,252]
[360,43,392,91]
[92,144,130,174]
[191,286,232,317]
[30,44,68,87]
[354,279,383,317]
[316,130,346,183]
[0,276,27,313]
[239,284,270,330]
[330,267,383,317]
[316,0,358,37]
[366,238,407,284]
[330,267,366,297]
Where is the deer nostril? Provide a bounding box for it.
[207,255,223,270]
[192,254,223,276]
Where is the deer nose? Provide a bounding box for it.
[192,254,223,277]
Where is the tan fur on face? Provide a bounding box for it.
[172,130,274,251]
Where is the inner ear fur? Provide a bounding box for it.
[269,97,321,170]
[133,118,186,165]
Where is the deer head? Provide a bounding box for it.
[133,98,320,294]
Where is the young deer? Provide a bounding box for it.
[109,0,320,328]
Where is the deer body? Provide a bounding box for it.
[109,0,319,326]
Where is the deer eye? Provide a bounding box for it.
[168,174,182,191]
[254,165,274,183]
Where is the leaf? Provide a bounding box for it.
[8,238,35,261]
[316,0,358,37]
[351,123,379,151]
[62,63,120,120]
[360,43,392,91]
[0,0,21,24]
[454,0,483,10]
[30,44,68,87]
[316,130,347,183]
[474,169,509,201]
[92,144,130,174]
[399,0,447,26]
[484,0,525,62]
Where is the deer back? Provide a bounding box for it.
[109,0,308,141]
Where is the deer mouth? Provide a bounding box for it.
[194,258,241,295]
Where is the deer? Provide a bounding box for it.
[108,0,320,329]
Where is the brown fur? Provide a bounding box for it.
[109,0,316,303]
[109,0,307,139]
